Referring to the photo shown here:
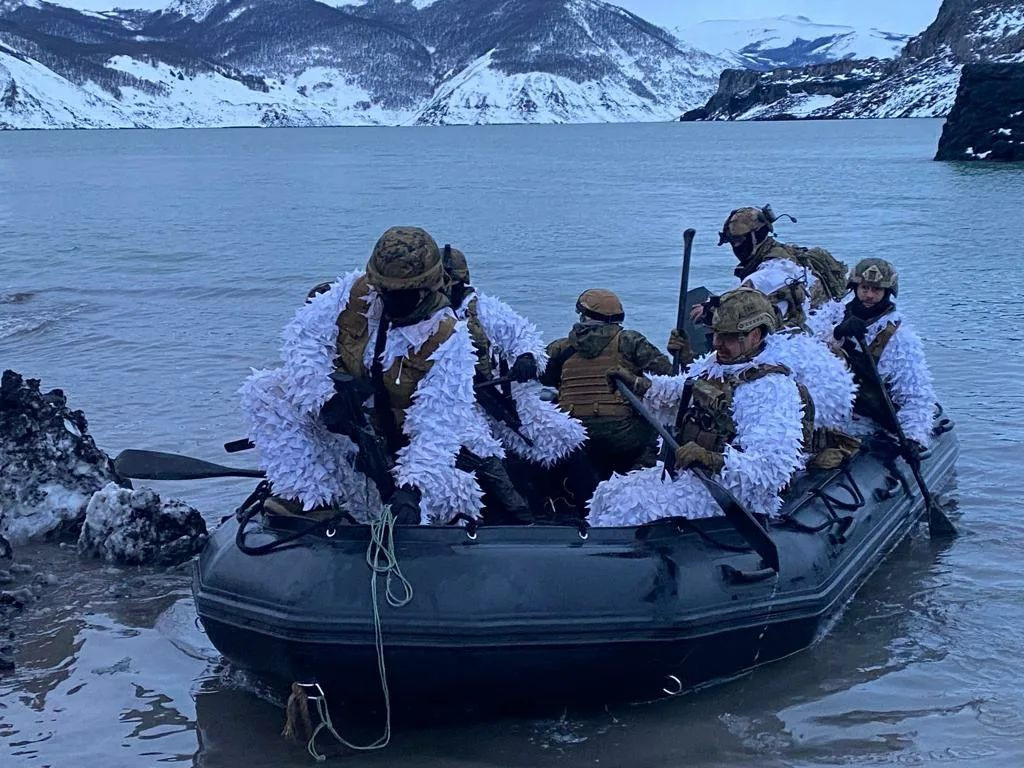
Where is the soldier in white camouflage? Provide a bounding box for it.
[707,205,848,331]
[830,258,937,450]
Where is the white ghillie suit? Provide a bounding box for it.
[843,305,937,448]
[458,292,586,466]
[806,297,848,344]
[764,331,856,430]
[740,258,814,325]
[588,347,806,527]
[644,332,855,435]
[239,271,503,524]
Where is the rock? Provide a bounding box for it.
[935,63,1024,161]
[680,58,896,121]
[0,370,123,544]
[8,564,32,575]
[78,483,208,567]
[0,571,11,585]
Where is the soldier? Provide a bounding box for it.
[240,226,517,526]
[709,205,848,331]
[441,245,539,382]
[589,288,808,525]
[831,258,936,448]
[438,245,588,523]
[542,289,672,479]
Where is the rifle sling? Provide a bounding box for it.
[370,318,405,455]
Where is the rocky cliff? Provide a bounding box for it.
[681,0,1024,121]
[935,62,1024,161]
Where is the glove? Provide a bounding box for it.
[320,392,354,436]
[606,366,651,397]
[667,329,693,361]
[674,441,725,474]
[388,486,422,525]
[509,353,539,382]
[833,315,868,341]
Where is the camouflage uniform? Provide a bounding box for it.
[588,288,810,526]
[542,289,672,479]
[832,258,936,447]
[719,206,848,330]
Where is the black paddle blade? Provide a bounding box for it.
[114,449,266,481]
[685,286,712,357]
[928,503,958,537]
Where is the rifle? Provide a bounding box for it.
[323,371,397,500]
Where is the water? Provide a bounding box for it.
[1,120,1023,766]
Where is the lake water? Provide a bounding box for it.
[2,119,1023,767]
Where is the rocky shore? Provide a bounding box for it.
[0,369,209,672]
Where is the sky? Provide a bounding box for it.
[58,0,944,36]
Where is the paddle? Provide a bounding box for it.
[114,449,266,481]
[855,338,956,537]
[614,380,780,571]
[672,228,696,374]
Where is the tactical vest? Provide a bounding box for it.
[679,364,814,453]
[334,276,373,379]
[742,240,847,308]
[842,317,901,430]
[461,295,493,379]
[558,331,634,419]
[334,277,457,431]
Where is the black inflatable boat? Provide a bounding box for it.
[193,418,957,713]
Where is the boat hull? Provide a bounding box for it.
[194,427,958,713]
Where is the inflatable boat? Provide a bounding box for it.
[192,416,957,714]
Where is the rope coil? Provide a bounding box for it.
[296,503,412,760]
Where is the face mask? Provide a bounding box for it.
[731,235,754,263]
[380,289,427,321]
[449,282,469,310]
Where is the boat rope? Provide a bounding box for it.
[302,503,412,760]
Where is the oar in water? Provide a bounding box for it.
[856,337,957,538]
[114,449,266,481]
[614,380,780,572]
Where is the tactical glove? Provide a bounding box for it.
[509,353,539,382]
[667,329,694,363]
[674,441,725,474]
[833,315,868,341]
[389,485,422,525]
[606,367,651,397]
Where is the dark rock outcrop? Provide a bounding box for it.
[78,483,208,566]
[0,370,121,543]
[935,62,1024,161]
[680,57,895,121]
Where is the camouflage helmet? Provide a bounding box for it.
[442,244,470,284]
[718,206,773,246]
[848,258,899,298]
[712,287,778,335]
[576,289,625,323]
[366,226,444,292]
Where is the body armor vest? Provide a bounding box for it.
[558,331,634,419]
[334,277,456,431]
[678,364,814,453]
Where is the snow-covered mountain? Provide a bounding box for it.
[675,15,909,71]
[0,0,728,128]
[681,0,1024,121]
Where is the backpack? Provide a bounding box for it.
[781,244,849,301]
